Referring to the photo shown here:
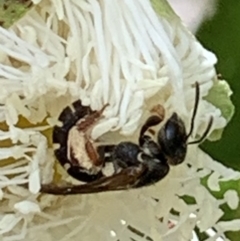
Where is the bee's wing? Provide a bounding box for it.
[40,164,146,195]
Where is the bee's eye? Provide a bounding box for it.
[157,113,187,162]
[164,114,179,142]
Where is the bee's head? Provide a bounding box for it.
[157,82,213,166]
[157,113,187,165]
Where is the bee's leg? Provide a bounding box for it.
[76,103,109,132]
[139,104,165,146]
[139,115,162,146]
[84,140,104,166]
[75,104,109,168]
[73,104,109,168]
[135,153,170,187]
[97,144,116,162]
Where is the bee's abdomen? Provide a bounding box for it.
[53,100,92,142]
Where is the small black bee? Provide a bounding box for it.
[41,82,213,195]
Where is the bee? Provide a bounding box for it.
[41,82,213,195]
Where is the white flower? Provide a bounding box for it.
[0,0,237,241]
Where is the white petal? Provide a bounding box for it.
[14,201,41,215]
[224,190,239,210]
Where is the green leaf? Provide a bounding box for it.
[0,0,33,28]
[204,80,235,140]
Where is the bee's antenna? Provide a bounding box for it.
[188,116,213,145]
[186,82,200,139]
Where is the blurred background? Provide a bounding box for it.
[168,1,240,239]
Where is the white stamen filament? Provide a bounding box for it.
[0,0,237,241]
